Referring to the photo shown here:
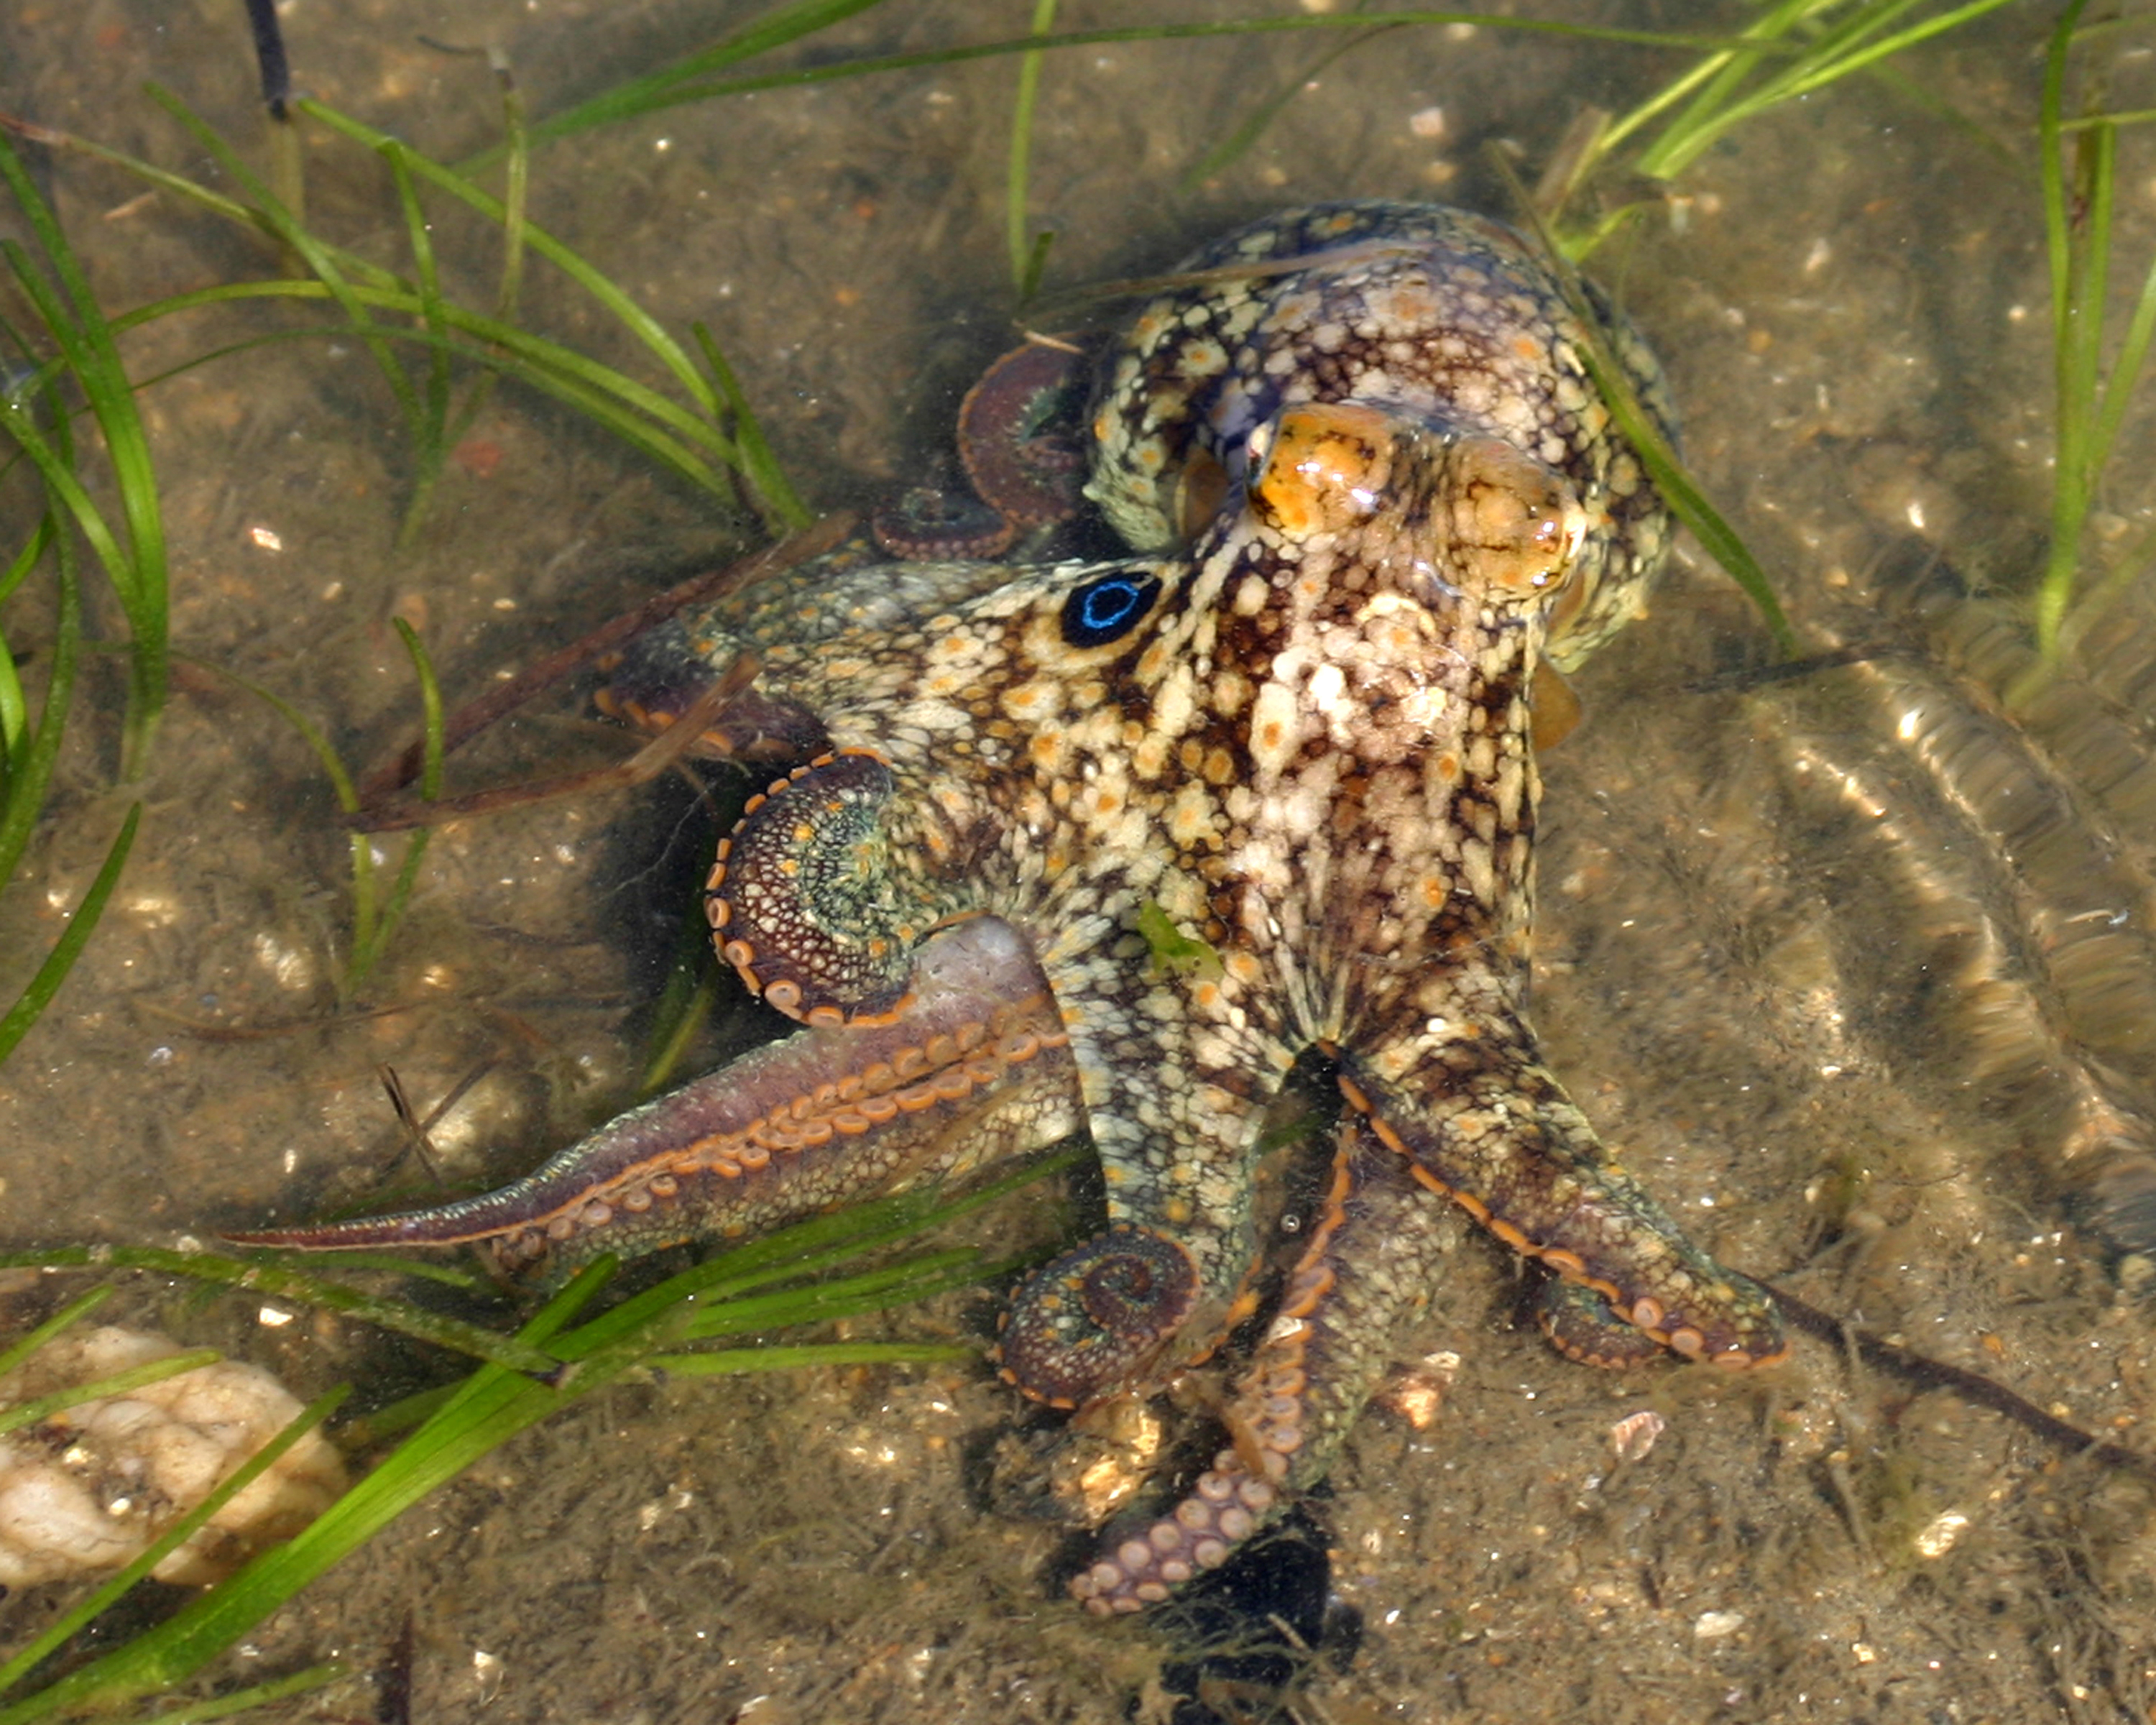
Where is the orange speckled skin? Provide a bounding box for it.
[234,204,1783,1615]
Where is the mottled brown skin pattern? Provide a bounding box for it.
[235,204,1784,1616]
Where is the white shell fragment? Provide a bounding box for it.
[1608,1408,1667,1463]
[0,1325,346,1587]
[1912,1508,1971,1560]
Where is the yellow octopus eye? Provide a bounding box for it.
[1248,402,1397,538]
[1439,434,1588,605]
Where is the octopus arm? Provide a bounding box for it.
[1334,1018,1785,1370]
[226,919,1082,1287]
[1070,1116,1447,1612]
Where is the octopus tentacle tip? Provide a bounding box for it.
[995,1227,1199,1407]
[958,340,1089,530]
[870,478,1015,561]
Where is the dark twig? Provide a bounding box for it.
[244,0,292,119]
[375,1063,444,1186]
[1766,1281,2156,1480]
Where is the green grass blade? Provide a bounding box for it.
[489,0,897,160]
[441,52,533,458]
[0,112,404,308]
[0,1141,1072,1715]
[111,1661,346,1725]
[1557,200,1651,267]
[1017,228,1057,306]
[1636,0,2022,180]
[0,1269,609,1715]
[2037,0,2097,656]
[0,515,55,768]
[1862,59,2023,174]
[1751,0,1931,100]
[0,515,78,894]
[36,1269,612,1708]
[510,15,1758,142]
[0,1384,349,1719]
[2069,123,2115,502]
[1007,0,1057,292]
[1498,155,1795,652]
[549,1143,1084,1367]
[672,1145,1082,1311]
[2063,106,2156,130]
[187,273,739,465]
[108,276,742,507]
[691,321,808,529]
[1591,363,1792,652]
[676,1250,992,1340]
[297,101,724,417]
[0,1246,561,1376]
[1594,30,1743,159]
[0,512,52,611]
[0,113,280,250]
[403,620,445,802]
[327,286,743,492]
[0,137,168,778]
[0,1348,223,1440]
[142,87,424,454]
[1632,0,1836,180]
[173,653,360,814]
[0,507,43,773]
[1755,0,2022,104]
[383,143,454,545]
[0,803,138,1068]
[0,339,145,624]
[273,1251,485,1290]
[346,620,441,993]
[167,649,386,989]
[1179,22,1391,192]
[0,617,22,784]
[2043,2,2084,358]
[0,1284,114,1380]
[646,1340,972,1375]
[2088,233,2156,484]
[636,960,717,1098]
[490,58,531,324]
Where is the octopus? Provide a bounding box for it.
[231,202,1788,1615]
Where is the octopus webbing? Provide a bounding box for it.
[231,202,1787,1614]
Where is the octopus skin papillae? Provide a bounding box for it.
[231,202,1787,1615]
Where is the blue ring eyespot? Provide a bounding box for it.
[1060,573,1161,648]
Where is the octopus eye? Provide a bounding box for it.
[1061,572,1162,647]
[1248,402,1397,539]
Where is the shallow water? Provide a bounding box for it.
[1,3,2155,1721]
